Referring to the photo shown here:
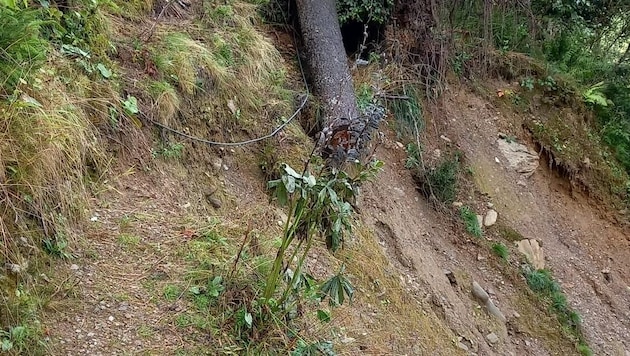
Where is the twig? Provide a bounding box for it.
[229,228,251,280]
[141,0,173,42]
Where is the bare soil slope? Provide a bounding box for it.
[357,84,630,355]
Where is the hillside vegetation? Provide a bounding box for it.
[1,0,630,355]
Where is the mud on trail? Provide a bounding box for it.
[43,87,630,355]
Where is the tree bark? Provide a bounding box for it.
[295,0,384,167]
[295,0,359,121]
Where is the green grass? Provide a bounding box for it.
[523,267,590,354]
[136,325,154,338]
[163,284,182,302]
[491,242,509,260]
[414,154,461,204]
[116,233,141,248]
[460,206,482,237]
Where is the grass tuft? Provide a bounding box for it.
[460,206,482,237]
[412,153,461,204]
[491,242,509,260]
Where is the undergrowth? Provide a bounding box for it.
[523,266,591,355]
[0,0,293,353]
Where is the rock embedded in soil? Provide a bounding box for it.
[486,332,499,344]
[207,196,222,209]
[472,281,489,302]
[472,281,506,323]
[517,239,545,270]
[484,210,498,227]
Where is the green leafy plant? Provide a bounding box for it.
[0,325,28,353]
[43,236,73,259]
[583,81,608,107]
[264,160,382,313]
[292,339,336,356]
[404,143,422,169]
[0,6,48,93]
[459,206,482,238]
[356,83,374,111]
[520,77,535,91]
[316,309,331,323]
[319,266,354,307]
[152,142,184,159]
[163,284,182,301]
[336,0,394,24]
[452,51,471,77]
[538,76,557,91]
[524,268,559,294]
[523,265,588,352]
[390,85,423,138]
[122,95,139,115]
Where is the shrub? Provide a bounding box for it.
[414,154,460,204]
[0,6,48,93]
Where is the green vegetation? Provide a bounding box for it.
[524,267,591,355]
[336,0,394,25]
[491,242,509,261]
[459,206,482,238]
[412,154,461,204]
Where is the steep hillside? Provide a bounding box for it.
[2,1,630,356]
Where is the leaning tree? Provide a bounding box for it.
[295,0,383,167]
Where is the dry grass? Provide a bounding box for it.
[302,224,463,355]
[0,55,113,354]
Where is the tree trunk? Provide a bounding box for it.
[295,0,359,121]
[296,0,383,167]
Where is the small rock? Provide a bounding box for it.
[477,254,486,261]
[487,202,494,208]
[211,157,222,171]
[472,281,489,302]
[7,263,21,273]
[444,270,457,286]
[108,316,114,322]
[517,180,527,187]
[486,332,499,344]
[452,201,463,208]
[395,141,404,149]
[70,264,80,271]
[207,196,222,209]
[222,164,229,171]
[457,342,469,351]
[484,210,498,226]
[525,340,531,347]
[440,135,452,143]
[485,300,507,323]
[513,312,521,318]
